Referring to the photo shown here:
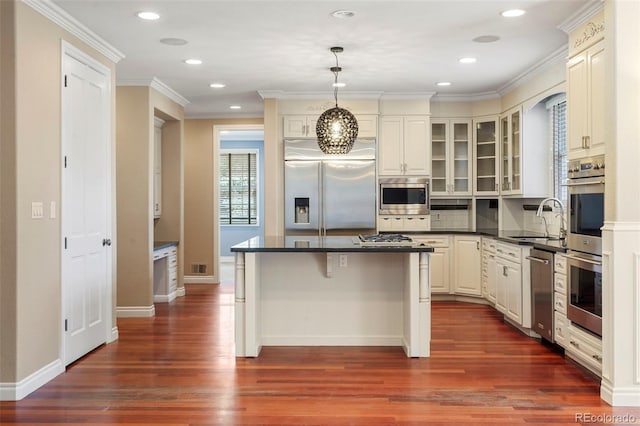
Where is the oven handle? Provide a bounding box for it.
[526,256,549,265]
[563,180,605,187]
[564,253,602,266]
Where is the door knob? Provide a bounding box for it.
[102,238,112,246]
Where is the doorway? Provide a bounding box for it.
[213,125,264,285]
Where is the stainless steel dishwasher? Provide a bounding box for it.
[528,248,554,342]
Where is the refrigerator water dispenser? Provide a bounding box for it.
[294,197,310,224]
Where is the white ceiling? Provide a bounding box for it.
[51,0,595,118]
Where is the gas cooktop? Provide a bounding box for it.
[357,233,415,246]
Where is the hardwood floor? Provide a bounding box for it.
[2,284,639,425]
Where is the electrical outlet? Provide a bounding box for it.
[339,254,348,267]
[31,202,44,219]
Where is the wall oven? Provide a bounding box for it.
[567,155,605,255]
[379,177,429,215]
[565,155,604,336]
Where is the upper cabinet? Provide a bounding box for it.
[153,117,164,219]
[378,116,430,176]
[283,114,378,139]
[499,103,549,198]
[567,40,605,160]
[431,119,472,196]
[283,115,318,138]
[473,117,499,196]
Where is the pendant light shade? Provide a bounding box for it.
[316,47,358,154]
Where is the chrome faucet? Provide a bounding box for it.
[536,197,567,240]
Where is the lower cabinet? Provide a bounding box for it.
[482,238,497,303]
[567,324,602,376]
[495,242,527,326]
[417,236,450,294]
[153,244,178,302]
[453,236,482,296]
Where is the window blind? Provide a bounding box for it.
[220,152,257,225]
[552,100,567,205]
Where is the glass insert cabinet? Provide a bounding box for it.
[431,119,472,197]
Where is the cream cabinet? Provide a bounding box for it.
[495,242,524,323]
[417,236,451,294]
[283,115,318,138]
[378,116,430,176]
[153,243,178,302]
[567,324,602,376]
[153,117,164,219]
[453,235,481,296]
[567,40,605,159]
[553,254,569,348]
[283,114,378,139]
[481,237,497,303]
[473,117,500,196]
[499,103,549,198]
[377,215,430,232]
[431,119,472,196]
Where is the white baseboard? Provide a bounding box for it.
[260,335,402,346]
[0,358,64,401]
[153,291,177,303]
[220,256,234,263]
[109,326,119,343]
[184,275,218,284]
[116,305,155,317]
[177,286,186,297]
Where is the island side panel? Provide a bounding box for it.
[419,252,431,357]
[234,252,246,356]
[258,252,406,346]
[403,252,430,357]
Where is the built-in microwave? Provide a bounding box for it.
[566,250,602,336]
[567,156,605,256]
[379,177,430,215]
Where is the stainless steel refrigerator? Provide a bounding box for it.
[284,138,376,237]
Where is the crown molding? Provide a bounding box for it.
[185,112,264,120]
[117,78,190,107]
[431,91,500,103]
[21,0,124,63]
[379,92,435,100]
[558,0,604,34]
[497,45,568,96]
[258,90,385,100]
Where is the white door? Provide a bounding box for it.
[62,47,111,365]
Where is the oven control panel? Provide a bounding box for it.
[568,155,605,179]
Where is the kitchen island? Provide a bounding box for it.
[230,236,434,358]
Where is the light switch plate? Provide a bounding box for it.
[31,202,44,219]
[50,201,56,219]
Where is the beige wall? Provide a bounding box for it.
[0,1,116,382]
[0,0,18,383]
[184,118,262,278]
[116,86,184,308]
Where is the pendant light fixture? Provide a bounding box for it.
[316,47,359,154]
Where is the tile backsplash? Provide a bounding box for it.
[430,209,470,230]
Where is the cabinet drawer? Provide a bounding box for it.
[567,324,602,374]
[482,238,496,253]
[413,235,449,247]
[404,216,430,231]
[378,216,405,231]
[496,243,521,263]
[554,311,569,348]
[554,291,567,314]
[554,272,567,295]
[554,255,567,274]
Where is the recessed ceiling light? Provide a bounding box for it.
[501,9,525,17]
[332,82,346,88]
[137,11,160,21]
[437,82,452,87]
[229,105,242,110]
[184,59,202,65]
[160,38,188,46]
[473,35,500,43]
[331,10,356,19]
[459,57,477,64]
[209,83,226,89]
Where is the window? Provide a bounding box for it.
[219,150,258,225]
[549,96,567,205]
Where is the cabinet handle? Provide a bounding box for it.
[476,241,480,250]
[503,265,508,276]
[495,183,498,192]
[585,135,591,148]
[569,340,580,348]
[592,354,602,362]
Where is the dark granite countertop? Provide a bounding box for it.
[391,229,568,253]
[154,240,178,250]
[230,236,434,253]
